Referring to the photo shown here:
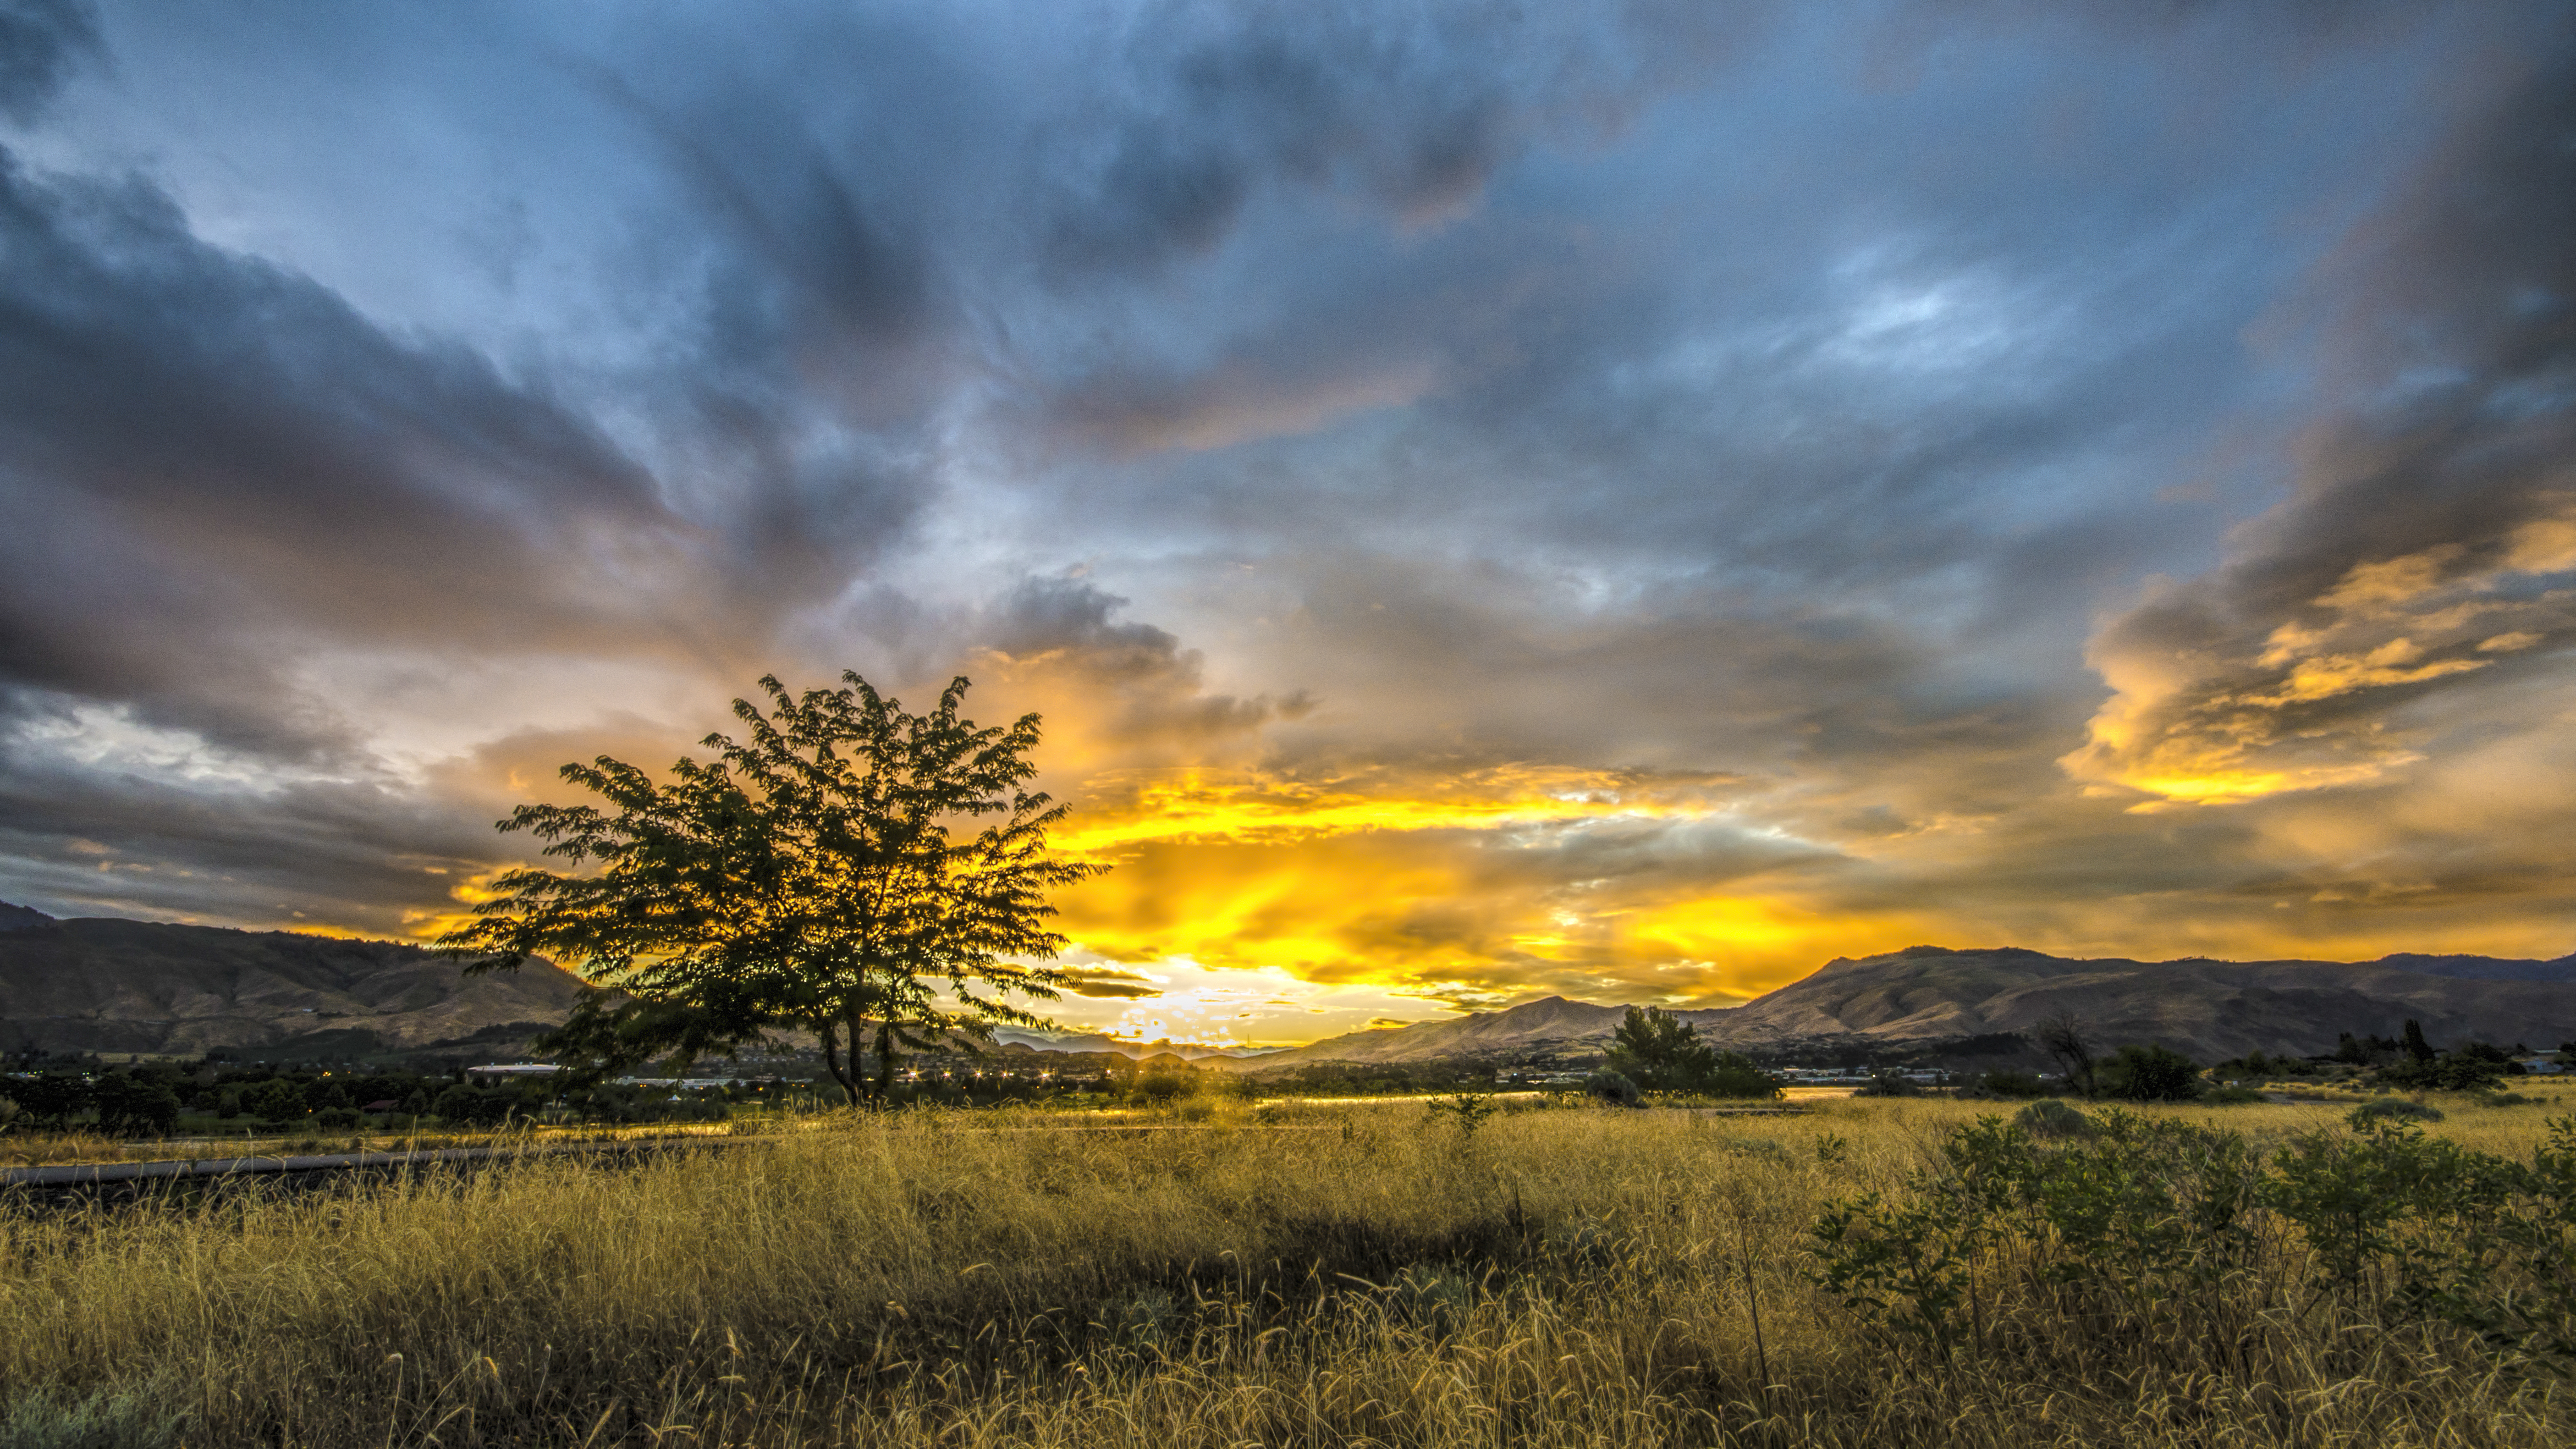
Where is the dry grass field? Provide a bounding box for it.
[3,1090,2573,1448]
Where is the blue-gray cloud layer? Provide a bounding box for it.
[1,0,2569,970]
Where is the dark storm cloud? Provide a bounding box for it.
[0,150,691,756]
[0,0,98,123]
[1033,0,1766,278]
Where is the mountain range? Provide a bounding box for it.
[5,900,2571,1068]
[1208,945,2576,1070]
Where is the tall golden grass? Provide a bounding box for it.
[3,1093,2572,1447]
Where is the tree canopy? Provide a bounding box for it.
[438,672,1103,1104]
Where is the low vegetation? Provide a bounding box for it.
[4,1091,2574,1447]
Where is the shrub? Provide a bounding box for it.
[1854,1071,1920,1098]
[315,1106,364,1131]
[1814,1109,2576,1369]
[1423,1093,1498,1136]
[2202,1084,2266,1105]
[2097,1044,2203,1101]
[2012,1099,2095,1139]
[1133,1070,1193,1104]
[1584,1071,1641,1108]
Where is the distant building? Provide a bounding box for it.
[2519,1057,2565,1075]
[466,1063,565,1080]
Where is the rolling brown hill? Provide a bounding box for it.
[0,903,586,1059]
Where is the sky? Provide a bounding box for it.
[2,0,2572,1047]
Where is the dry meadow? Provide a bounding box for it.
[3,1091,2573,1448]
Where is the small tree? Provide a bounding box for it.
[1606,1006,1715,1092]
[441,672,1104,1106]
[2402,1018,2436,1062]
[1603,1006,1779,1099]
[2034,1010,2098,1099]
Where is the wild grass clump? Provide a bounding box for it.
[1,1100,2570,1447]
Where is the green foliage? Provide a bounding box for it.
[0,1377,188,1449]
[439,673,1104,1105]
[1132,1070,1193,1104]
[2351,1097,2444,1124]
[1602,1006,1779,1099]
[2012,1099,2094,1139]
[2377,1042,2513,1092]
[1603,1006,1708,1092]
[1854,1071,1920,1098]
[2095,1044,2203,1102]
[243,1078,306,1123]
[1813,1109,2576,1370]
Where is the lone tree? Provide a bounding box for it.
[438,672,1103,1105]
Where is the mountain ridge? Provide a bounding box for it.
[0,904,586,1058]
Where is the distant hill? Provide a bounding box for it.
[0,903,587,1059]
[1212,945,2576,1070]
[2369,952,2576,985]
[1208,996,1627,1071]
[1713,946,2576,1060]
[989,1027,1284,1061]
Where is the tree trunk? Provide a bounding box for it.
[873,1020,898,1103]
[817,1019,862,1108]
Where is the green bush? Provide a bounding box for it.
[1584,1071,1641,1108]
[2012,1099,2095,1138]
[1813,1109,2576,1367]
[0,1376,189,1449]
[2096,1044,2203,1101]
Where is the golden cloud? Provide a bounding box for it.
[2065,508,2576,809]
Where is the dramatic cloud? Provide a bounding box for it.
[3,0,2571,1044]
